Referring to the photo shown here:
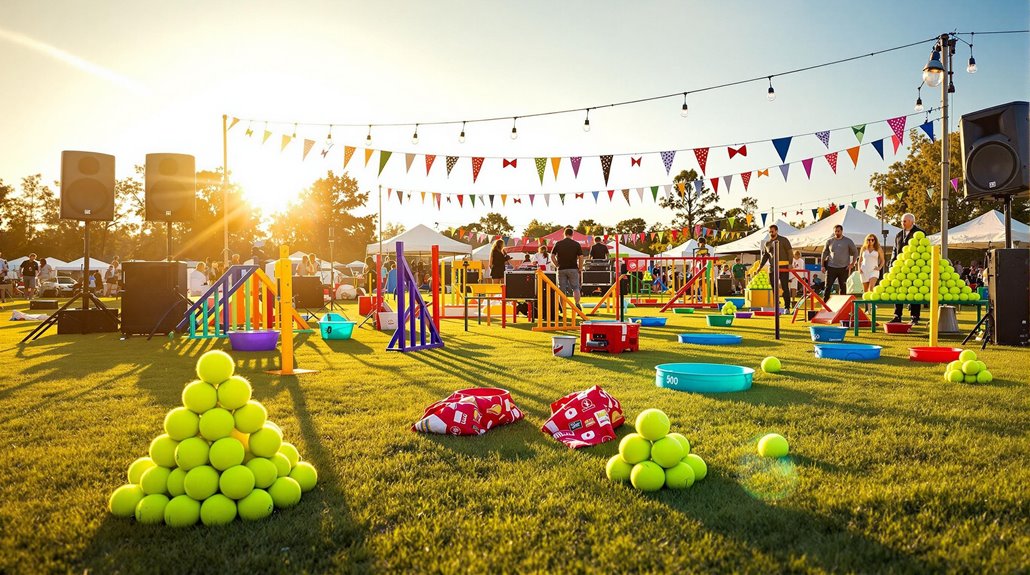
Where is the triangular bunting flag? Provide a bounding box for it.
[693,148,709,174]
[622,189,631,204]
[302,139,315,160]
[228,117,240,130]
[651,186,659,201]
[825,152,838,174]
[676,182,686,197]
[815,131,831,148]
[528,195,535,206]
[378,150,393,176]
[281,134,293,152]
[802,157,814,179]
[607,190,615,202]
[559,193,566,205]
[535,157,547,185]
[343,146,355,168]
[420,192,426,204]
[500,194,507,206]
[660,151,676,175]
[364,148,374,167]
[471,157,485,183]
[779,164,790,181]
[722,174,733,193]
[872,139,885,160]
[728,216,736,228]
[405,153,415,173]
[851,201,858,208]
[663,185,672,199]
[636,188,645,203]
[919,121,935,142]
[887,116,907,142]
[812,209,819,219]
[760,213,767,226]
[489,194,495,207]
[630,156,641,167]
[950,178,959,192]
[457,195,464,207]
[262,130,272,144]
[396,189,403,204]
[876,195,883,206]
[891,135,901,154]
[847,146,861,167]
[592,191,600,203]
[864,198,870,209]
[710,177,720,194]
[544,195,550,207]
[434,193,441,209]
[818,207,825,219]
[772,137,792,163]
[446,156,458,177]
[551,157,561,179]
[745,214,753,226]
[469,195,476,207]
[425,154,437,175]
[852,124,866,143]
[600,155,613,185]
[570,157,582,178]
[741,171,751,191]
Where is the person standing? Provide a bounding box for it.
[860,234,885,292]
[103,258,120,297]
[821,225,858,301]
[789,251,805,298]
[891,213,925,324]
[487,239,510,284]
[759,225,793,310]
[589,236,610,260]
[731,257,747,294]
[550,227,584,307]
[531,245,550,268]
[0,251,8,281]
[20,253,40,299]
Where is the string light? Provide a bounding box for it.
[914,86,924,112]
[922,48,945,87]
[967,34,977,73]
[510,117,518,140]
[459,121,466,143]
[766,77,776,101]
[582,109,591,132]
[411,124,419,145]
[365,125,372,147]
[680,93,689,117]
[948,72,956,94]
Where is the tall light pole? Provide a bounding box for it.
[922,34,956,259]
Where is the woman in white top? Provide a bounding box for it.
[188,262,209,297]
[530,245,550,268]
[790,250,805,297]
[859,234,885,292]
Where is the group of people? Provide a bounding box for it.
[0,252,122,299]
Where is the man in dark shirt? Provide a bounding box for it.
[891,213,925,325]
[759,225,793,310]
[589,236,609,260]
[20,253,40,299]
[550,227,584,307]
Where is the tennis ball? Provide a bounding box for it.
[127,457,156,484]
[230,428,250,451]
[109,484,145,517]
[182,380,218,414]
[976,370,993,384]
[196,350,235,384]
[946,369,964,383]
[650,437,686,468]
[268,476,303,508]
[166,467,187,497]
[135,494,170,525]
[958,350,977,362]
[761,356,782,373]
[174,437,210,471]
[630,461,665,492]
[199,408,235,441]
[964,374,977,384]
[140,466,171,495]
[278,443,300,469]
[148,434,179,468]
[684,453,708,480]
[618,433,652,464]
[974,360,988,374]
[605,455,633,482]
[289,462,318,492]
[217,375,252,410]
[961,360,982,375]
[664,462,696,489]
[249,424,283,458]
[200,493,238,526]
[233,401,267,434]
[164,407,200,441]
[667,432,690,456]
[209,437,246,471]
[237,489,274,521]
[264,420,283,435]
[758,433,790,458]
[635,409,671,441]
[183,465,220,500]
[246,457,279,489]
[271,452,292,477]
[164,495,201,527]
[219,465,256,500]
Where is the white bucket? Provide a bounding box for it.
[378,311,398,331]
[552,336,577,358]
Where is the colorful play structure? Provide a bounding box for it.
[387,242,443,353]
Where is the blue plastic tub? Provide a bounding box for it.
[633,317,668,327]
[814,343,882,361]
[809,325,848,342]
[725,297,746,308]
[677,333,742,345]
[319,313,356,340]
[656,363,753,393]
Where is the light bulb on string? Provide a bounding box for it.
[967,33,977,73]
[914,86,924,112]
[411,124,419,145]
[365,125,372,147]
[766,77,776,102]
[582,109,591,132]
[510,117,518,140]
[948,72,955,94]
[459,121,466,143]
[680,93,689,117]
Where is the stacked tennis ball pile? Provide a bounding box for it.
[747,270,771,289]
[863,231,982,303]
[108,350,318,527]
[605,409,708,492]
[720,301,738,316]
[943,349,994,384]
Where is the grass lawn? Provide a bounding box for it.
[0,296,1027,574]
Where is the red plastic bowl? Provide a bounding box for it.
[908,347,964,363]
[883,322,913,334]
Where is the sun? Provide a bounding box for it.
[233,156,302,214]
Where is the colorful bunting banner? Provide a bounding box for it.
[405,153,415,173]
[694,148,709,174]
[363,148,374,167]
[570,156,582,178]
[600,155,613,185]
[871,139,885,160]
[919,121,935,142]
[661,151,676,175]
[846,146,861,167]
[302,139,315,160]
[741,171,751,191]
[378,150,392,176]
[425,154,437,175]
[802,158,814,179]
[551,157,561,179]
[535,157,547,185]
[446,155,458,177]
[772,137,792,163]
[825,152,838,174]
[851,124,866,143]
[816,131,831,148]
[887,116,907,142]
[471,157,484,183]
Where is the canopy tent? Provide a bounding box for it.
[657,238,719,258]
[58,257,111,271]
[366,224,472,256]
[927,210,1030,249]
[607,242,647,257]
[346,260,366,269]
[711,220,800,254]
[441,243,492,263]
[783,207,901,251]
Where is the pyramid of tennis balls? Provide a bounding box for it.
[864,231,983,303]
[108,350,318,527]
[943,349,993,384]
[605,409,708,491]
[747,270,771,289]
[720,301,738,316]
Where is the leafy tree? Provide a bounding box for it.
[575,219,604,235]
[717,196,759,244]
[268,171,374,262]
[523,219,562,238]
[660,170,722,235]
[476,212,514,236]
[614,218,648,234]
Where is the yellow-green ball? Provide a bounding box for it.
[183,465,220,501]
[127,457,156,484]
[664,462,695,489]
[757,433,790,458]
[634,408,671,441]
[208,438,245,471]
[761,356,782,373]
[605,455,633,482]
[200,494,238,526]
[976,370,993,384]
[166,468,187,497]
[958,349,977,362]
[961,360,982,375]
[684,453,708,481]
[219,465,256,500]
[109,484,145,518]
[278,442,300,468]
[233,401,267,434]
[667,432,690,456]
[246,457,278,489]
[164,495,201,527]
[199,408,235,441]
[946,369,964,383]
[268,476,303,508]
[217,375,252,410]
[140,466,171,495]
[182,380,218,414]
[135,494,170,525]
[630,461,665,491]
[618,433,652,465]
[148,434,179,468]
[650,437,685,468]
[196,350,235,384]
[164,407,200,441]
[271,452,292,478]
[289,462,318,492]
[237,489,274,521]
[249,424,283,458]
[174,437,210,471]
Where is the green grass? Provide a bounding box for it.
[0,297,1027,573]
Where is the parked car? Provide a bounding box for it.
[39,275,77,297]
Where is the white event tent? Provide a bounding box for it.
[928,210,1030,249]
[713,220,800,254]
[784,207,901,252]
[366,224,472,257]
[658,238,719,258]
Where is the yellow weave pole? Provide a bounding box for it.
[929,245,940,347]
[267,245,317,376]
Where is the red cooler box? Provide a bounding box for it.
[580,321,640,354]
[358,295,383,316]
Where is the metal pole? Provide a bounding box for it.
[378,185,383,258]
[83,221,90,312]
[940,33,951,260]
[222,114,230,267]
[772,238,780,340]
[1004,195,1013,249]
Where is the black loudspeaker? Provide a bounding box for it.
[61,151,115,221]
[987,249,1029,346]
[582,271,614,286]
[145,153,196,221]
[121,261,188,335]
[960,101,1029,200]
[293,276,324,309]
[58,309,119,334]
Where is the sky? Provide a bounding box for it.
[0,0,1027,237]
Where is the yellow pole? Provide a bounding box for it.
[929,245,940,346]
[267,244,316,375]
